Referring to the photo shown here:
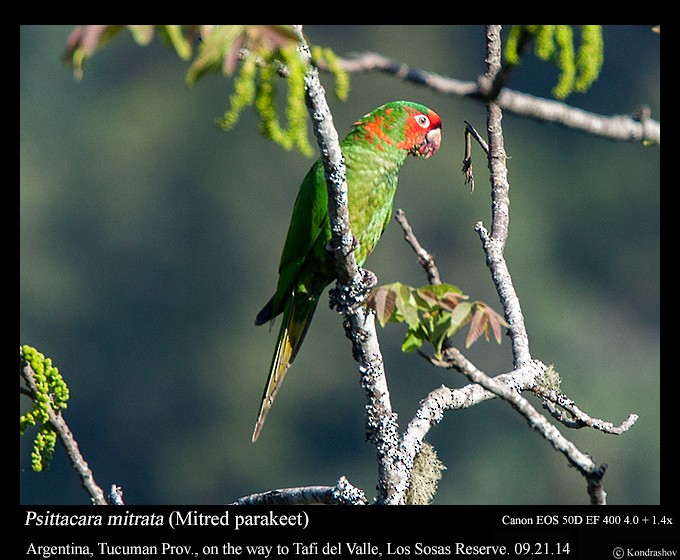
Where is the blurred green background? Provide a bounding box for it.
[20,25,659,505]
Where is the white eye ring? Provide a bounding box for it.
[415,114,430,128]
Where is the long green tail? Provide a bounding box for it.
[252,288,320,442]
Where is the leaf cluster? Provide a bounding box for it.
[218,43,315,156]
[367,282,507,359]
[20,345,70,472]
[63,25,350,157]
[504,25,604,99]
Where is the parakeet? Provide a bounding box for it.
[253,100,442,442]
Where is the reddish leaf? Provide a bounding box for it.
[440,291,468,311]
[465,307,488,348]
[369,286,396,326]
[483,304,507,344]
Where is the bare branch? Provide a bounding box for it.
[394,70,636,502]
[397,27,624,506]
[477,27,532,371]
[534,387,639,434]
[335,51,478,96]
[417,345,614,504]
[394,209,441,285]
[326,51,660,146]
[231,476,368,505]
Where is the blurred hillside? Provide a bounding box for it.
[20,25,659,504]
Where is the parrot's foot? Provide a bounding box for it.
[326,233,359,258]
[360,268,378,289]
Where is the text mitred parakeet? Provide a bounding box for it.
[253,100,442,442]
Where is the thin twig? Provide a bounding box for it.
[462,121,490,192]
[534,387,639,434]
[394,209,441,285]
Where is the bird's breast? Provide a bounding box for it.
[344,154,402,266]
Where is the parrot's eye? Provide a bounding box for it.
[414,114,430,129]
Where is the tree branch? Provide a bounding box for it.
[415,345,623,505]
[394,209,441,285]
[395,202,639,506]
[293,30,357,285]
[293,25,407,505]
[20,348,108,505]
[231,476,368,505]
[462,121,489,192]
[327,51,660,146]
[534,387,639,434]
[394,28,635,505]
[479,27,533,371]
[107,484,125,505]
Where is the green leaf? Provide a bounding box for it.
[20,345,70,471]
[401,327,425,353]
[417,282,463,298]
[446,301,473,338]
[187,26,246,85]
[395,283,420,327]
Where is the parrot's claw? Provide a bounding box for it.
[360,268,378,289]
[326,233,359,258]
[351,233,360,251]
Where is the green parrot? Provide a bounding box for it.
[253,100,442,442]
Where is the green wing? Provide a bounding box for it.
[269,160,332,319]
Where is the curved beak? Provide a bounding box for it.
[416,126,442,158]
